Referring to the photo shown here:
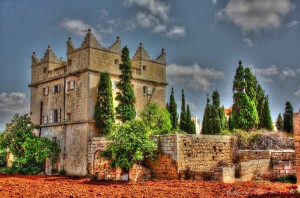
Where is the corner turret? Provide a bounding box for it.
[109,36,121,53]
[67,37,75,54]
[32,52,39,66]
[156,48,166,64]
[40,45,61,64]
[80,29,101,49]
[132,42,151,60]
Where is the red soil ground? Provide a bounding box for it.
[0,174,298,198]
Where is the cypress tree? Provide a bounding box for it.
[276,113,284,131]
[94,72,115,134]
[202,97,211,134]
[219,106,227,131]
[256,84,265,129]
[228,113,233,131]
[168,87,178,130]
[115,46,136,122]
[179,89,187,131]
[211,90,222,134]
[232,61,258,131]
[262,95,273,131]
[283,101,294,133]
[244,68,257,105]
[186,104,196,134]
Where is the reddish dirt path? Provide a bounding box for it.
[0,174,298,197]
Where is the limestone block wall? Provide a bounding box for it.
[176,135,235,172]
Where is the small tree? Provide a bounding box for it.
[140,103,172,135]
[115,46,136,123]
[101,120,157,171]
[0,114,60,174]
[94,72,115,134]
[168,87,178,130]
[276,113,284,131]
[179,89,187,131]
[262,95,273,131]
[283,101,294,133]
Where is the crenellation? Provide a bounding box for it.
[108,36,121,53]
[80,29,101,49]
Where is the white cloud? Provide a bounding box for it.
[250,65,299,83]
[0,92,29,131]
[287,20,299,28]
[295,85,300,96]
[124,0,170,22]
[166,26,186,38]
[217,0,294,32]
[213,0,217,5]
[167,63,224,91]
[124,0,185,38]
[60,18,101,41]
[243,38,253,47]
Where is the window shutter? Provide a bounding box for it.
[58,85,60,93]
[58,109,61,123]
[44,116,48,124]
[46,87,48,95]
[49,111,53,123]
[112,81,116,90]
[52,86,55,94]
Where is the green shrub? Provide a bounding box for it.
[0,149,6,167]
[101,120,157,170]
[276,174,297,184]
[58,169,66,175]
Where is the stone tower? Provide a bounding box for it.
[29,30,167,176]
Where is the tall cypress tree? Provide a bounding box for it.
[186,104,196,134]
[168,87,178,130]
[283,101,294,133]
[256,84,265,129]
[94,72,115,134]
[232,61,258,131]
[244,68,257,106]
[262,95,273,131]
[276,113,284,131]
[211,90,222,134]
[202,97,211,134]
[179,89,187,131]
[115,46,136,122]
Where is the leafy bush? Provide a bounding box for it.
[0,114,60,174]
[101,120,157,170]
[0,149,6,167]
[276,174,297,184]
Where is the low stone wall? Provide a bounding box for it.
[237,150,295,181]
[129,164,151,182]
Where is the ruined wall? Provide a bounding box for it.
[294,111,300,189]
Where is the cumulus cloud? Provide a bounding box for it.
[60,18,101,41]
[243,38,253,47]
[295,86,300,96]
[0,92,29,131]
[250,65,299,83]
[124,0,186,38]
[217,0,294,32]
[167,63,224,91]
[287,20,299,28]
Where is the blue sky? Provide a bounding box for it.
[0,0,299,130]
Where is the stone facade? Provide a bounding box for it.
[29,30,167,176]
[293,110,300,190]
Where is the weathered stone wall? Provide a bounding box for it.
[294,111,300,189]
[129,164,151,182]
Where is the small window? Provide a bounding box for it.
[67,113,71,122]
[43,116,48,124]
[43,68,47,73]
[68,59,72,66]
[114,59,119,65]
[112,81,117,90]
[53,109,61,123]
[68,80,75,90]
[142,65,147,70]
[147,87,152,95]
[52,85,60,94]
[143,86,148,95]
[43,87,49,96]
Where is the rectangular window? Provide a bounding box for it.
[68,80,75,90]
[67,113,71,122]
[112,81,117,90]
[143,86,148,95]
[43,68,47,73]
[142,65,147,70]
[43,116,48,124]
[68,59,72,66]
[43,87,49,96]
[53,109,61,123]
[114,59,119,65]
[52,85,60,94]
[52,137,57,143]
[147,87,152,95]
